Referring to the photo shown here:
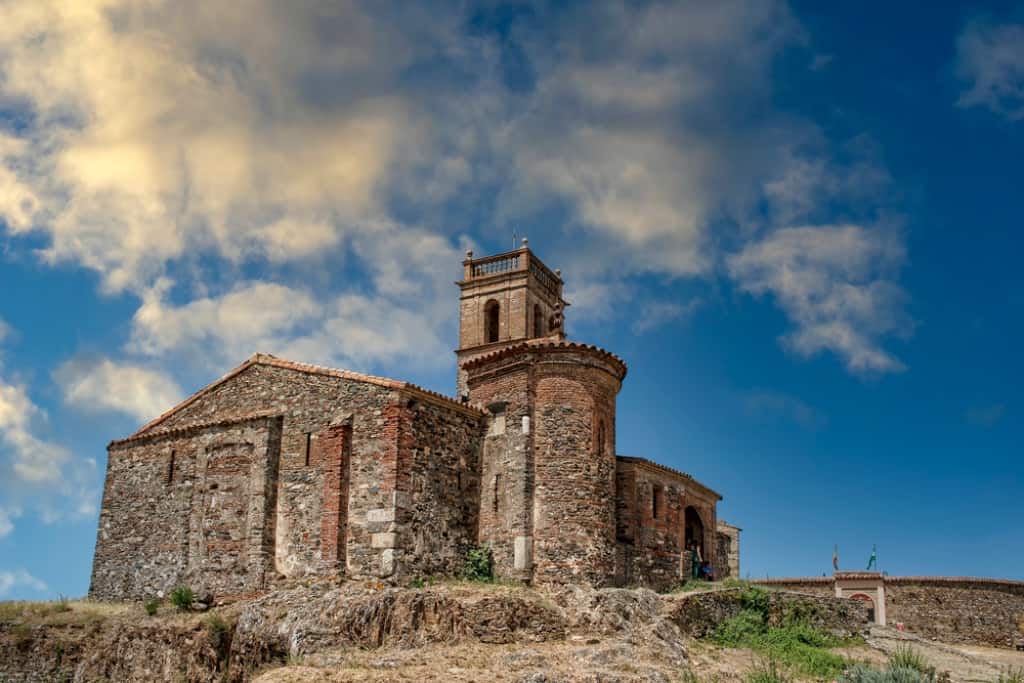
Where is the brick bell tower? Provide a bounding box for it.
[454,238,568,397]
[456,241,627,586]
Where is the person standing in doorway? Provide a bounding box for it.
[690,541,702,580]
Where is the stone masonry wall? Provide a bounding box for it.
[467,364,533,579]
[613,460,720,591]
[395,397,485,581]
[465,343,626,587]
[885,577,1024,648]
[749,578,836,597]
[139,362,400,580]
[715,523,740,579]
[529,352,621,587]
[91,415,281,600]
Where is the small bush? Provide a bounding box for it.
[408,577,425,589]
[746,658,791,683]
[888,645,931,674]
[462,545,494,582]
[740,586,771,616]
[144,598,160,616]
[205,614,232,660]
[169,586,194,611]
[840,664,933,683]
[713,609,765,646]
[54,594,71,613]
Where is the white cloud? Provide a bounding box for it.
[56,357,184,423]
[0,506,17,538]
[956,19,1024,121]
[0,569,47,597]
[0,0,911,386]
[0,381,70,483]
[128,280,321,361]
[727,225,912,374]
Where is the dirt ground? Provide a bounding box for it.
[252,626,1024,683]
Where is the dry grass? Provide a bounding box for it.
[0,598,240,629]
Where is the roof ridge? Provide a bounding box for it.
[112,410,281,448]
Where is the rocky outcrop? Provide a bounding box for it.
[0,583,869,682]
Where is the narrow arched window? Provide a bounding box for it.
[485,300,500,343]
[533,304,543,338]
[596,420,606,457]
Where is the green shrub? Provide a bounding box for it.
[462,545,494,582]
[144,598,160,616]
[713,609,765,646]
[204,615,232,661]
[169,586,194,611]
[712,610,847,678]
[746,658,791,683]
[840,664,933,683]
[408,577,425,589]
[888,645,931,674]
[739,586,771,616]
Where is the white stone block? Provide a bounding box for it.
[381,549,396,576]
[367,508,395,523]
[514,535,533,571]
[372,532,397,548]
[521,416,530,434]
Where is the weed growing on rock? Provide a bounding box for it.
[144,598,160,616]
[462,545,494,582]
[169,586,194,611]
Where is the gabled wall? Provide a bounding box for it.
[91,414,282,600]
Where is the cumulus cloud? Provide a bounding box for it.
[56,357,184,423]
[0,376,97,533]
[728,225,912,374]
[0,0,911,383]
[0,569,47,597]
[956,19,1024,120]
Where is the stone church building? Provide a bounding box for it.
[89,243,740,600]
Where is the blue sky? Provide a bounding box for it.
[0,1,1022,599]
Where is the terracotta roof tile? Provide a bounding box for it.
[461,337,627,378]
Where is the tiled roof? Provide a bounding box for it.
[461,338,627,379]
[128,352,483,439]
[616,455,723,500]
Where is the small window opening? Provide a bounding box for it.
[167,450,176,485]
[652,486,663,520]
[493,474,501,513]
[304,432,312,467]
[595,420,606,457]
[485,300,500,343]
[533,304,543,337]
